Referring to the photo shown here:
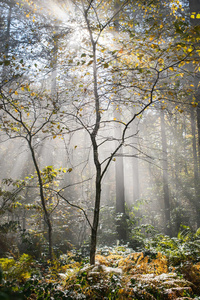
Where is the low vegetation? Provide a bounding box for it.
[0,227,200,299]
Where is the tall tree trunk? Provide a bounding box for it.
[191,107,199,190]
[90,161,101,265]
[160,110,171,236]
[132,118,140,202]
[190,107,200,228]
[88,23,101,264]
[114,110,127,242]
[189,0,200,228]
[113,0,127,242]
[115,147,127,242]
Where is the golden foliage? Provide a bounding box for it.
[118,252,168,275]
[95,254,109,266]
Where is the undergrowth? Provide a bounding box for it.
[0,227,200,299]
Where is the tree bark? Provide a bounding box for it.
[87,20,102,263]
[189,0,200,228]
[132,117,140,202]
[191,107,199,190]
[114,109,127,241]
[2,1,13,80]
[28,139,53,260]
[115,147,127,242]
[160,109,171,236]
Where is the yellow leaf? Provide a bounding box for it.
[21,87,24,91]
[31,92,35,96]
[14,91,18,95]
[191,15,195,19]
[26,14,30,18]
[53,135,57,139]
[196,14,200,19]
[169,67,174,71]
[9,89,12,93]
[188,46,193,52]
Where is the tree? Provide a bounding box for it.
[0,84,60,259]
[1,0,200,265]
[66,0,199,264]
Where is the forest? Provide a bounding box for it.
[0,0,200,299]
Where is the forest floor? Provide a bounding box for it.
[0,244,200,299]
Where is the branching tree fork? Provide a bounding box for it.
[0,86,59,260]
[77,0,166,264]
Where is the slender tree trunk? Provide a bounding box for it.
[113,0,127,242]
[28,139,53,260]
[88,30,101,264]
[83,0,133,264]
[114,110,127,241]
[90,164,101,264]
[191,107,199,190]
[132,117,140,202]
[173,116,179,192]
[115,147,127,242]
[160,110,171,236]
[115,149,125,215]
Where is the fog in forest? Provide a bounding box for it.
[0,0,200,263]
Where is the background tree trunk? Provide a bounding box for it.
[160,109,171,236]
[189,0,200,228]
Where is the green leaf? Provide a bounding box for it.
[196,228,200,236]
[4,60,10,66]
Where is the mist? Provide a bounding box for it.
[0,0,199,264]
